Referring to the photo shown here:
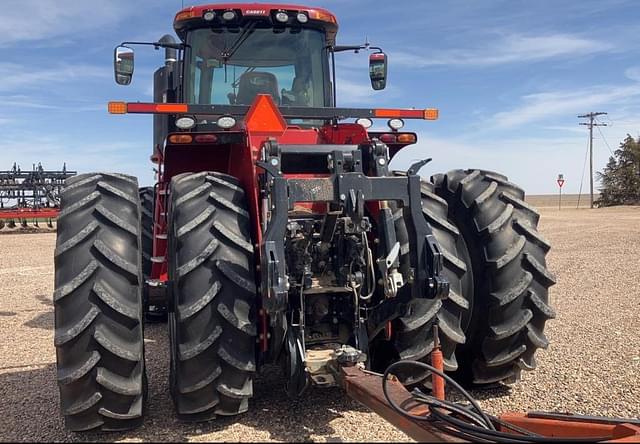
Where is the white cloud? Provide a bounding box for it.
[334,76,380,105]
[0,1,134,46]
[389,133,603,195]
[0,135,153,183]
[389,102,640,195]
[624,66,640,81]
[0,63,108,92]
[392,33,612,68]
[489,82,640,129]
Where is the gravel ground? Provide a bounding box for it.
[0,205,638,442]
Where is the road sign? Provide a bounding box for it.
[557,174,565,210]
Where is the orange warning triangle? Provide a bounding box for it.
[245,94,287,135]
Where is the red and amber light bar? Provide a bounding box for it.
[108,101,439,121]
[374,108,438,120]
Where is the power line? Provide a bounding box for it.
[578,112,607,208]
[576,133,590,209]
[594,118,615,156]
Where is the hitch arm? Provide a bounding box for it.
[338,366,460,442]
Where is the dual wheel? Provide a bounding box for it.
[388,169,556,386]
[53,169,555,431]
[54,172,257,431]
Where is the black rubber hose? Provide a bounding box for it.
[382,360,612,443]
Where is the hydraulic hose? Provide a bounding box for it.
[382,360,612,443]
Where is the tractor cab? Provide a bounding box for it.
[178,6,333,117]
[114,4,390,132]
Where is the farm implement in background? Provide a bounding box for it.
[0,163,76,232]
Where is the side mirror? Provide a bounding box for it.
[114,46,134,85]
[369,52,387,90]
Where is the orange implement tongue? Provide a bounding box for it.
[245,94,287,135]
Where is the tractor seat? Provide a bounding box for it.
[235,71,280,105]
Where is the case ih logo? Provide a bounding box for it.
[245,9,267,15]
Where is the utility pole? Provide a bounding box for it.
[578,112,607,208]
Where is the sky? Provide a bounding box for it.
[2,0,640,194]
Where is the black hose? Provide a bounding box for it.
[383,360,495,429]
[382,359,613,443]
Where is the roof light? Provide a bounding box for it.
[175,10,197,21]
[222,10,236,21]
[308,10,337,24]
[216,115,236,129]
[275,11,289,23]
[296,12,308,23]
[356,118,373,129]
[387,118,404,131]
[176,116,196,130]
[203,10,215,21]
[168,134,193,144]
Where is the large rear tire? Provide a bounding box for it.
[433,169,556,385]
[139,186,154,278]
[54,173,146,431]
[386,179,472,384]
[139,186,167,323]
[168,172,257,421]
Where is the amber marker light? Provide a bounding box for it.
[108,101,127,114]
[168,134,193,144]
[397,133,417,143]
[175,9,197,21]
[424,109,439,120]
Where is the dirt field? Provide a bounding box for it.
[527,193,599,210]
[0,204,638,442]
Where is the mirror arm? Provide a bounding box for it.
[117,41,186,51]
[333,44,368,53]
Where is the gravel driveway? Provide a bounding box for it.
[0,205,638,442]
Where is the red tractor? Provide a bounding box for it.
[53,3,555,431]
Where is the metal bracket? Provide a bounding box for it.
[407,157,432,176]
[424,233,449,299]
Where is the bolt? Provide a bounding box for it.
[378,158,386,166]
[270,158,279,166]
[340,194,346,201]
